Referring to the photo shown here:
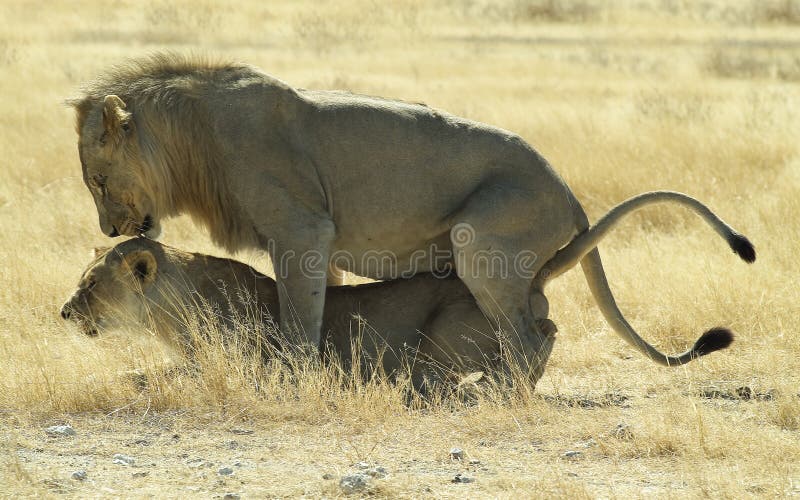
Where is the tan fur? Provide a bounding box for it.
[61,238,557,390]
[70,54,753,378]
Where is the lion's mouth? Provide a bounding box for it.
[139,214,153,234]
[118,219,137,236]
[80,319,100,337]
[72,317,100,337]
[118,214,153,237]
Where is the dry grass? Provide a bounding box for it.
[1,0,799,497]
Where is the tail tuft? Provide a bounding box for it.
[729,233,756,263]
[692,327,734,357]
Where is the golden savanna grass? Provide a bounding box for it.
[1,0,799,497]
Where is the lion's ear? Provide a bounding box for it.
[122,250,157,286]
[102,95,132,136]
[66,97,93,134]
[92,246,110,259]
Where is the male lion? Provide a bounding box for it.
[69,54,754,375]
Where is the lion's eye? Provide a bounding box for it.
[91,174,106,189]
[86,279,96,291]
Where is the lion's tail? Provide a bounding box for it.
[545,191,753,366]
[543,191,755,282]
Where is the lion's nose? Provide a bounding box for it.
[60,305,71,320]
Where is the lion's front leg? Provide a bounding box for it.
[267,221,336,352]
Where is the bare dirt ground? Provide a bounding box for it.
[8,385,788,498]
[1,0,799,497]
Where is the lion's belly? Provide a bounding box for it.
[331,232,453,280]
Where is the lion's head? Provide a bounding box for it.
[68,55,250,250]
[72,94,161,239]
[60,238,160,336]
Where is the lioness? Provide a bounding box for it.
[69,54,754,376]
[60,238,554,389]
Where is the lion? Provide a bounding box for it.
[60,238,553,389]
[68,53,755,377]
[61,236,735,391]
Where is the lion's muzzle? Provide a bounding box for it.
[60,303,99,337]
[139,215,153,234]
[60,303,72,320]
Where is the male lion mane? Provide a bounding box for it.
[67,53,267,252]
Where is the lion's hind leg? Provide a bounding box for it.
[447,184,570,384]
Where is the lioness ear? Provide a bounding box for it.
[122,250,157,286]
[92,246,111,259]
[102,95,132,136]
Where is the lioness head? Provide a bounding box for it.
[72,95,161,239]
[60,238,159,336]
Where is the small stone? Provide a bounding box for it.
[339,473,371,494]
[186,458,205,468]
[366,466,387,478]
[223,494,240,500]
[449,447,465,460]
[45,425,76,437]
[452,473,474,484]
[614,423,634,440]
[218,467,234,476]
[354,461,370,469]
[226,440,239,450]
[563,450,582,459]
[468,459,481,465]
[71,470,87,481]
[132,471,149,478]
[112,454,135,466]
[322,473,335,480]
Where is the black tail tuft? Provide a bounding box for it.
[692,327,734,357]
[729,233,756,263]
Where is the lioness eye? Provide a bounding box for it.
[86,279,96,291]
